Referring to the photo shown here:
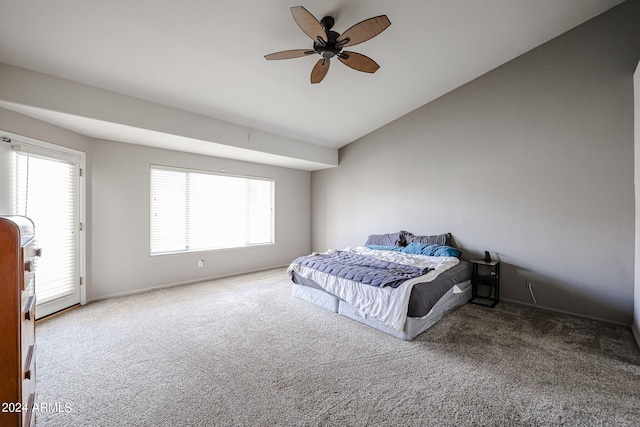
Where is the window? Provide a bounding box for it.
[150,165,275,255]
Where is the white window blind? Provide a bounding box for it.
[150,165,275,255]
[15,149,79,304]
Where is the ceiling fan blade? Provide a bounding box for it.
[290,6,327,43]
[310,58,330,84]
[265,49,314,60]
[336,15,391,47]
[338,51,380,73]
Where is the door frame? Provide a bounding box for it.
[2,130,86,314]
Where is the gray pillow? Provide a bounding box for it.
[364,231,404,246]
[402,231,451,246]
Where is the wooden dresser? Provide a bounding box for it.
[0,216,40,427]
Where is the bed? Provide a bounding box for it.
[288,231,472,340]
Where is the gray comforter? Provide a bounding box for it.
[291,250,432,289]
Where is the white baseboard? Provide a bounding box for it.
[632,323,640,351]
[85,265,289,304]
[500,298,630,327]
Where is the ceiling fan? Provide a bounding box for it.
[265,6,391,84]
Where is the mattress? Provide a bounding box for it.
[291,260,472,340]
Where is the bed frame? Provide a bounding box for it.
[292,278,471,340]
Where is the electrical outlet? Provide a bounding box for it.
[198,260,204,268]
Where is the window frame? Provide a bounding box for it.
[149,164,275,256]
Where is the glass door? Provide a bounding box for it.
[13,142,84,318]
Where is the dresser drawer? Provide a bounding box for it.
[21,242,40,292]
[22,241,41,264]
[22,343,36,400]
[23,392,36,427]
[21,290,36,425]
[21,294,36,368]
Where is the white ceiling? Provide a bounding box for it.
[0,0,625,168]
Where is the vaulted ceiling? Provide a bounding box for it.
[0,0,626,170]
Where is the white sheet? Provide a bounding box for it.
[287,247,459,331]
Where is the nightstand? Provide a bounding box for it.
[469,259,500,307]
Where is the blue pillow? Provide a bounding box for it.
[432,245,461,257]
[400,242,461,257]
[400,242,433,254]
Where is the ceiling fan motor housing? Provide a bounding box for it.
[314,27,342,59]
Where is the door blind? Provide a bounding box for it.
[15,150,79,304]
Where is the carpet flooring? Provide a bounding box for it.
[34,268,640,426]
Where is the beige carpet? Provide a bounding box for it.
[35,268,640,426]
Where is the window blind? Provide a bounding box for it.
[15,150,79,304]
[150,165,275,255]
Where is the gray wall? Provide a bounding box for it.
[311,1,640,324]
[89,138,310,301]
[1,107,311,302]
[634,61,640,343]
